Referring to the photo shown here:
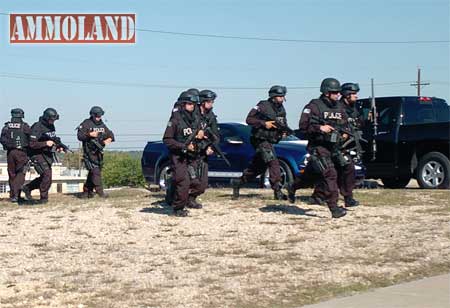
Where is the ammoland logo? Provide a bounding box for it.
[10,13,136,43]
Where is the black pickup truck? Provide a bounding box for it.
[356,96,450,189]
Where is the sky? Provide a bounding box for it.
[0,0,449,150]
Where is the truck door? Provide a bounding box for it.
[357,97,402,176]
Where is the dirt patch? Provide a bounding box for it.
[0,187,449,308]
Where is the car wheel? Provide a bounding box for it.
[157,161,172,190]
[261,160,294,189]
[417,152,450,189]
[381,176,411,189]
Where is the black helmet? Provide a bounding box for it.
[340,83,360,96]
[199,89,217,103]
[320,78,341,94]
[42,108,59,121]
[186,88,200,96]
[90,106,105,117]
[178,91,199,104]
[11,108,24,118]
[268,85,287,98]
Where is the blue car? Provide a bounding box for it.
[141,122,364,189]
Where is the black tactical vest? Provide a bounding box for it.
[252,100,287,143]
[28,119,57,158]
[79,118,109,157]
[2,121,29,150]
[309,98,346,147]
[340,99,359,123]
[175,110,198,144]
[315,98,345,127]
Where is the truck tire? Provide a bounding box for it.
[416,152,450,189]
[157,161,171,190]
[381,176,410,189]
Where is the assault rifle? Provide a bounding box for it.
[43,136,73,164]
[50,136,73,153]
[309,115,355,166]
[87,133,106,154]
[201,127,231,167]
[259,112,294,136]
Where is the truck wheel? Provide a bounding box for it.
[417,152,450,189]
[157,161,171,190]
[381,176,410,189]
[261,160,294,189]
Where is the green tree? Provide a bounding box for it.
[102,152,146,188]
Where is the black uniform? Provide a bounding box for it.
[163,108,204,214]
[339,98,364,129]
[0,119,31,200]
[165,103,202,206]
[194,108,219,203]
[234,99,287,198]
[24,117,59,201]
[77,117,115,197]
[298,96,353,207]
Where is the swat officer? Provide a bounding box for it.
[165,88,202,206]
[0,108,31,202]
[77,106,115,198]
[289,78,349,218]
[22,108,67,203]
[340,83,363,128]
[336,82,363,207]
[231,85,289,200]
[189,89,220,208]
[163,91,206,216]
[294,83,363,207]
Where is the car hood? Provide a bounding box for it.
[276,140,308,151]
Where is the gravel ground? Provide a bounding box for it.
[0,188,449,308]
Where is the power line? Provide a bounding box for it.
[0,72,419,90]
[0,72,316,90]
[136,28,450,45]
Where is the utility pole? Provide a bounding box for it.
[410,67,430,96]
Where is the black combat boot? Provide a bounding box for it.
[187,196,203,209]
[80,188,92,199]
[344,196,359,207]
[308,195,325,206]
[97,192,109,198]
[287,183,296,203]
[273,185,288,201]
[231,179,241,200]
[329,206,347,218]
[96,188,109,198]
[172,208,189,217]
[22,185,32,200]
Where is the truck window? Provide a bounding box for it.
[433,99,450,123]
[403,97,436,124]
[356,98,401,131]
[375,98,401,130]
